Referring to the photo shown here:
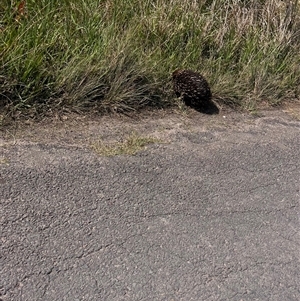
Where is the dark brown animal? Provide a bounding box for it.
[172,69,218,114]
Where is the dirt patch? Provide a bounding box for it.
[1,102,299,149]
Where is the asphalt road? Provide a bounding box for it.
[1,110,300,300]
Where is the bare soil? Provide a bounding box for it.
[1,101,299,149]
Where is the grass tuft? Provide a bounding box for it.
[0,0,299,118]
[91,133,159,156]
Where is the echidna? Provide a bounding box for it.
[172,69,217,114]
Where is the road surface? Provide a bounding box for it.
[1,108,299,300]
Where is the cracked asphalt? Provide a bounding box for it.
[1,109,300,300]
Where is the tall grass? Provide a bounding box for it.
[0,0,299,117]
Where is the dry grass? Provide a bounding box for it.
[91,133,160,156]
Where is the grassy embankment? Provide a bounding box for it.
[0,0,299,121]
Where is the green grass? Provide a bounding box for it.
[0,0,299,118]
